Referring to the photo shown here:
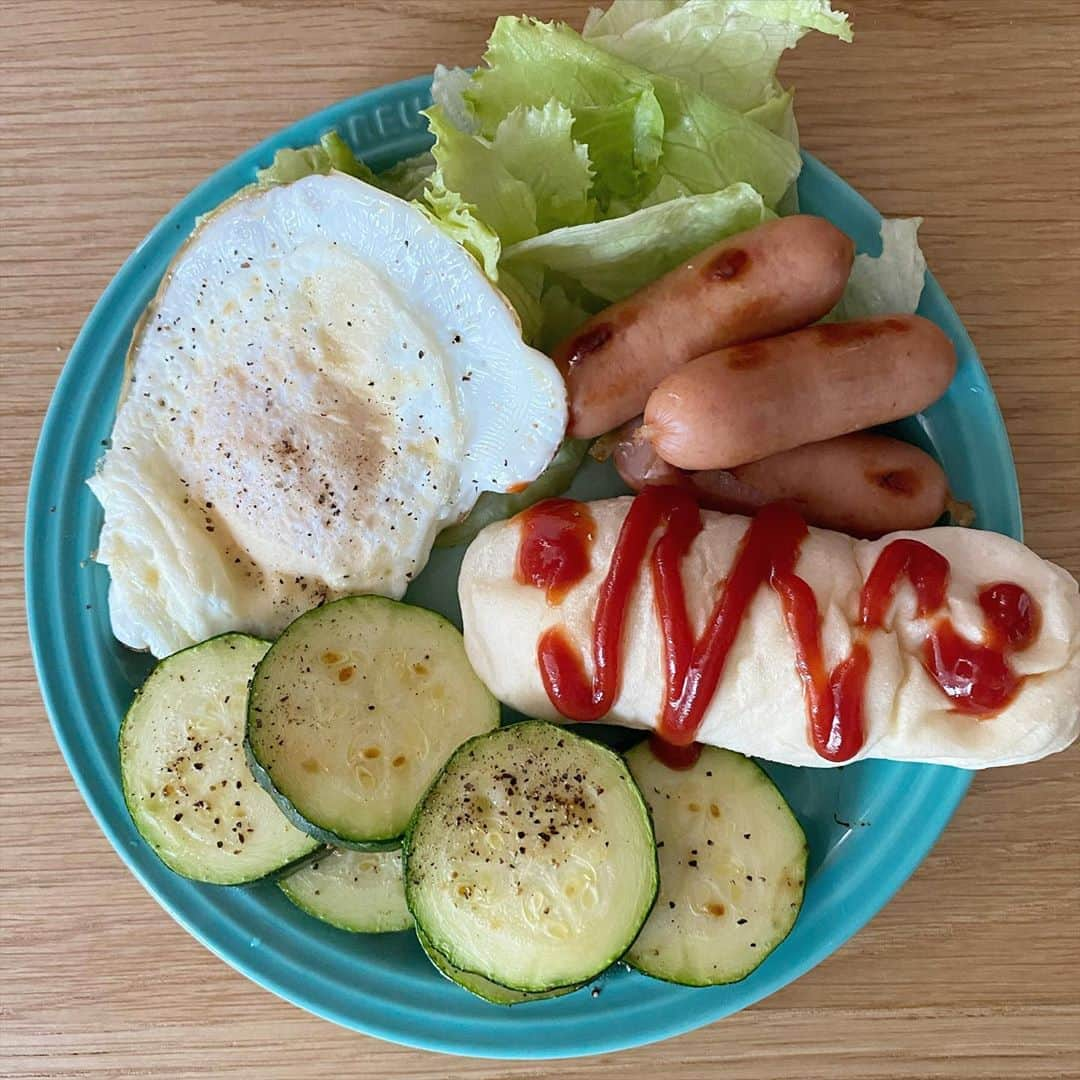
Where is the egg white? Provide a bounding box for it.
[90,172,566,657]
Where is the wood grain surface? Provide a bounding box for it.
[3,1,1079,1076]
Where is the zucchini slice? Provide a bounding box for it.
[278,847,413,933]
[247,596,498,849]
[624,742,807,986]
[120,633,320,885]
[416,929,582,1005]
[404,721,657,993]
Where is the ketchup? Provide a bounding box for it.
[523,487,690,721]
[514,490,1039,765]
[859,543,1038,714]
[514,498,595,604]
[648,735,703,769]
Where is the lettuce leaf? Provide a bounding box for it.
[492,102,595,232]
[503,182,770,304]
[466,16,664,207]
[648,73,800,206]
[414,5,853,535]
[431,64,479,134]
[466,16,800,212]
[424,105,538,247]
[584,1,674,35]
[257,132,378,186]
[632,173,693,210]
[827,217,927,321]
[421,99,596,252]
[419,175,502,280]
[377,152,434,202]
[745,89,798,145]
[494,261,546,345]
[583,0,851,115]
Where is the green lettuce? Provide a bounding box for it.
[411,3,856,534]
[583,0,851,115]
[466,16,664,207]
[424,105,538,247]
[745,89,798,145]
[420,100,597,258]
[466,16,800,212]
[494,261,546,345]
[418,111,506,278]
[431,64,479,134]
[377,152,434,202]
[648,72,800,206]
[419,174,503,280]
[633,173,693,209]
[827,217,927,321]
[503,182,770,304]
[492,102,594,232]
[536,283,595,353]
[257,132,377,186]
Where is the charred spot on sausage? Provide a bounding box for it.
[869,468,920,496]
[815,321,877,346]
[706,247,749,281]
[563,324,614,368]
[816,318,909,346]
[725,342,773,370]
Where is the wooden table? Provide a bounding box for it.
[3,2,1078,1076]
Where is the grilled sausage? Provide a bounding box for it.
[554,215,854,438]
[614,422,949,537]
[644,315,957,470]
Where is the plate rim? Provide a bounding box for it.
[26,73,1012,1058]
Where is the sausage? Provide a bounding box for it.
[613,417,768,507]
[553,215,854,438]
[611,416,768,509]
[610,418,684,487]
[615,422,949,537]
[732,434,950,536]
[644,314,957,470]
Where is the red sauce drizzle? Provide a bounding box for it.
[772,571,872,763]
[979,582,1040,650]
[514,498,595,604]
[859,544,1038,715]
[514,490,1039,766]
[648,735,704,769]
[524,488,684,721]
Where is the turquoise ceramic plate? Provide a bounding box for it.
[26,74,1020,1058]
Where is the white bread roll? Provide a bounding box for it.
[459,497,1080,768]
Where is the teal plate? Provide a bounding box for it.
[26,74,1020,1058]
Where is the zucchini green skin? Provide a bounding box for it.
[278,847,414,933]
[245,591,496,851]
[242,742,400,852]
[403,720,659,993]
[120,633,321,885]
[623,741,808,987]
[416,928,584,1005]
[241,844,327,887]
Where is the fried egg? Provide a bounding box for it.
[90,172,566,657]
